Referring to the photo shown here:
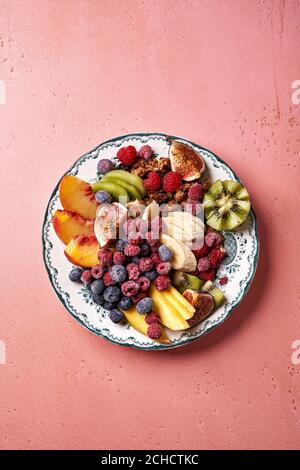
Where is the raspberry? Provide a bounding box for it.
[98,248,113,266]
[199,269,215,282]
[205,231,222,247]
[147,323,163,340]
[124,218,137,234]
[139,257,153,272]
[192,243,210,259]
[128,232,142,246]
[117,145,137,166]
[154,275,171,291]
[138,145,153,160]
[103,271,116,286]
[208,248,226,268]
[145,232,160,251]
[113,251,127,265]
[126,263,141,280]
[188,183,204,201]
[91,265,105,279]
[156,262,171,275]
[219,276,228,286]
[145,312,161,325]
[151,253,161,266]
[131,292,147,304]
[137,276,150,292]
[162,171,182,193]
[197,257,211,272]
[124,244,141,257]
[144,171,161,191]
[150,216,165,236]
[135,219,148,234]
[80,270,93,285]
[121,280,139,297]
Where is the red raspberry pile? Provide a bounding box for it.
[192,231,227,282]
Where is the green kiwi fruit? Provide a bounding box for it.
[101,175,142,200]
[91,180,129,204]
[203,179,251,231]
[104,170,146,197]
[172,272,204,294]
[201,281,226,308]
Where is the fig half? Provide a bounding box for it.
[169,140,205,181]
[182,289,214,326]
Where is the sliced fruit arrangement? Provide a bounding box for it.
[203,179,251,231]
[53,139,252,344]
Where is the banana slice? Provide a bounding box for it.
[165,211,204,234]
[160,234,197,272]
[163,219,194,247]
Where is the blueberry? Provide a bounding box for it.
[92,293,105,305]
[136,297,153,314]
[158,244,173,262]
[131,256,141,264]
[118,296,133,311]
[103,286,122,303]
[90,279,104,295]
[109,309,126,324]
[97,159,115,174]
[144,269,158,281]
[140,243,150,256]
[95,190,112,204]
[69,267,84,282]
[116,239,127,252]
[110,265,127,283]
[103,301,115,311]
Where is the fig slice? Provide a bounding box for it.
[94,202,127,247]
[182,289,214,326]
[168,140,205,181]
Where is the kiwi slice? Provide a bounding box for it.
[172,272,204,294]
[203,179,251,231]
[102,175,142,200]
[201,281,226,308]
[91,180,129,204]
[105,170,146,197]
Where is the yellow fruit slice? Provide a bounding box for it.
[162,287,195,320]
[168,285,195,315]
[150,285,190,331]
[123,306,170,344]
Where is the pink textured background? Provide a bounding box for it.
[0,0,299,450]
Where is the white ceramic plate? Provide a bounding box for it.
[42,133,259,350]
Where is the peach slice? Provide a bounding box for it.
[52,209,94,245]
[64,235,100,268]
[59,175,98,220]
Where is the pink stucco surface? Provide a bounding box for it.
[0,0,300,450]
